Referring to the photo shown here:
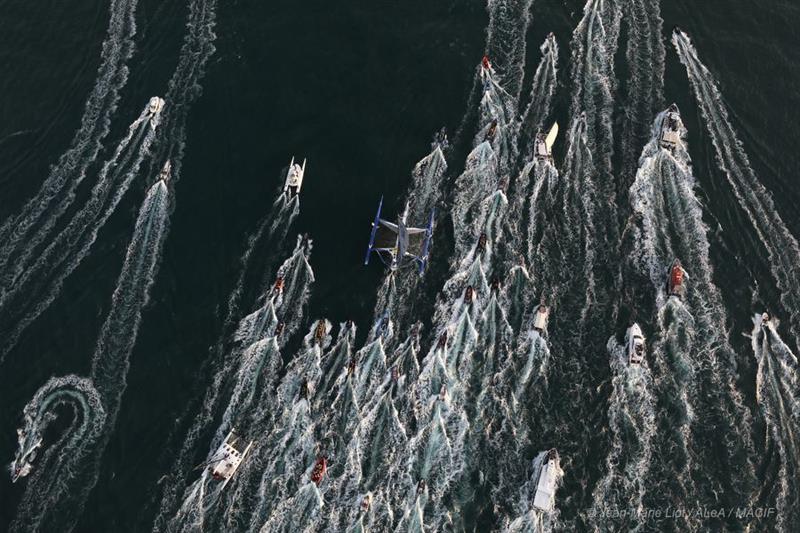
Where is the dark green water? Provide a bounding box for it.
[0,0,799,531]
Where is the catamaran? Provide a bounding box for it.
[284,157,306,198]
[364,197,435,274]
[208,429,253,490]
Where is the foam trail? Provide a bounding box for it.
[218,193,300,350]
[625,108,756,517]
[372,140,447,334]
[10,179,170,532]
[484,0,535,102]
[0,102,160,361]
[587,337,656,531]
[619,0,665,189]
[152,237,314,532]
[751,315,800,531]
[148,0,217,185]
[567,0,622,252]
[518,34,559,163]
[674,30,800,349]
[0,0,138,264]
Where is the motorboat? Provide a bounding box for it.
[431,127,449,151]
[490,277,501,293]
[270,277,284,303]
[485,119,498,142]
[209,429,254,489]
[532,304,550,333]
[464,285,475,304]
[360,492,373,512]
[274,322,285,337]
[667,259,687,297]
[299,378,311,400]
[147,97,165,129]
[158,160,171,183]
[625,323,646,365]
[532,449,559,512]
[10,430,42,483]
[659,104,683,152]
[436,331,448,350]
[477,232,488,253]
[310,456,328,485]
[284,157,306,198]
[148,96,165,116]
[534,122,559,162]
[480,55,493,79]
[314,320,327,345]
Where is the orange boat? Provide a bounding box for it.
[667,259,686,297]
[310,456,327,485]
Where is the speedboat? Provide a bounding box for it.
[464,285,475,304]
[534,122,559,162]
[659,104,682,152]
[274,322,285,337]
[10,431,42,483]
[272,277,284,296]
[532,449,559,512]
[310,456,328,485]
[147,97,165,129]
[532,304,550,333]
[148,96,165,116]
[284,157,306,198]
[314,320,327,345]
[480,55,493,78]
[625,323,646,365]
[761,312,772,327]
[485,120,498,142]
[667,259,686,297]
[299,378,311,400]
[490,277,501,293]
[431,127,449,151]
[158,160,171,183]
[436,331,448,350]
[360,492,373,512]
[477,232,487,253]
[209,429,254,489]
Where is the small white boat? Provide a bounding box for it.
[532,304,550,333]
[209,429,253,489]
[284,157,306,198]
[158,160,171,183]
[148,96,165,116]
[10,431,42,483]
[534,122,559,162]
[625,323,646,365]
[659,104,682,152]
[533,449,559,512]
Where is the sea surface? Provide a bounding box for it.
[0,0,799,531]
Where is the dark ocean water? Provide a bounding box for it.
[0,0,799,531]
